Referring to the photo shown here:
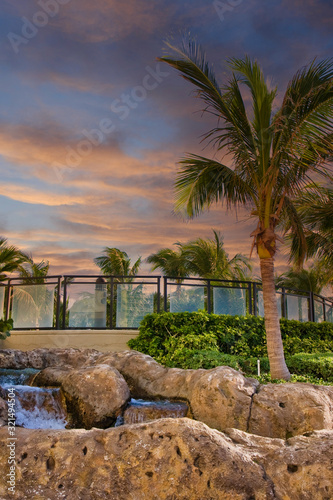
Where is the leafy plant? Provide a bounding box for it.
[0,318,14,340]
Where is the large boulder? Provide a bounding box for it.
[94,350,259,432]
[0,419,274,499]
[248,383,333,438]
[1,418,332,499]
[34,364,130,429]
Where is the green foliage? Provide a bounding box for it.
[128,312,333,383]
[286,353,333,382]
[0,318,13,340]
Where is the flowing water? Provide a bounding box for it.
[1,370,188,430]
[0,369,67,430]
[116,398,189,426]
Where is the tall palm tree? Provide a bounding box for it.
[94,247,141,281]
[158,41,333,379]
[0,237,29,281]
[146,244,189,282]
[182,230,251,281]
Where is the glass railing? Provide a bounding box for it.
[0,275,332,329]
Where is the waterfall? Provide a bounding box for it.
[1,369,67,430]
[120,399,189,425]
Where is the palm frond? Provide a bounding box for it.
[175,154,255,217]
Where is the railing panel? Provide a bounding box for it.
[325,302,333,323]
[257,291,282,318]
[68,283,107,328]
[314,298,325,323]
[213,287,247,316]
[116,283,154,328]
[286,294,309,322]
[11,284,56,328]
[167,285,204,313]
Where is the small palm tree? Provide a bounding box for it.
[288,186,333,268]
[94,247,141,281]
[158,40,333,379]
[0,237,29,281]
[146,245,189,283]
[182,230,252,281]
[276,260,333,295]
[14,259,52,328]
[19,259,50,284]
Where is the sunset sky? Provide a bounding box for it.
[0,0,332,275]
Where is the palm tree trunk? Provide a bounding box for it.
[260,257,290,380]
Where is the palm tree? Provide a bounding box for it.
[13,259,52,328]
[19,259,50,284]
[94,247,141,281]
[146,244,189,282]
[0,237,29,281]
[182,230,252,281]
[288,186,333,268]
[158,41,333,379]
[276,260,333,295]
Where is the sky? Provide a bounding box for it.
[0,0,332,276]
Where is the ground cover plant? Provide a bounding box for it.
[128,312,333,384]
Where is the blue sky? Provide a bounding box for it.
[0,0,332,274]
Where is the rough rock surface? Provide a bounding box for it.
[0,348,100,370]
[34,364,130,428]
[95,350,259,432]
[249,382,333,438]
[0,418,332,500]
[0,397,6,427]
[2,348,333,438]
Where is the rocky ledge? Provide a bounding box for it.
[0,418,332,500]
[0,348,333,437]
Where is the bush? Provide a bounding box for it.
[0,318,13,340]
[128,311,333,360]
[286,352,333,382]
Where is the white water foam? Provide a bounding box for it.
[2,384,67,429]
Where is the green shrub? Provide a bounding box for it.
[286,352,333,382]
[0,318,13,340]
[128,312,333,361]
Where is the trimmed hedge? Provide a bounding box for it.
[128,311,333,361]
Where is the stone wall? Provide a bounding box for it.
[0,329,138,352]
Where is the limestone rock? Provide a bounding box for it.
[1,419,333,499]
[0,396,6,427]
[0,348,100,370]
[95,350,259,432]
[35,364,130,429]
[248,383,333,438]
[0,419,276,500]
[226,427,333,500]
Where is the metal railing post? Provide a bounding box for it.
[207,279,211,314]
[62,277,67,329]
[157,277,161,313]
[281,287,287,319]
[55,276,61,329]
[110,277,114,329]
[323,297,327,322]
[248,282,253,315]
[309,291,315,322]
[253,282,257,316]
[5,279,11,322]
[163,277,168,312]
